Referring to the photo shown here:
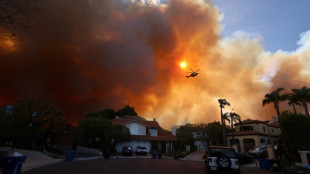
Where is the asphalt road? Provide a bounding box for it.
[22,158,278,174]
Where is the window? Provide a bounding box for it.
[149,129,158,136]
[263,126,266,132]
[271,128,274,133]
[240,126,253,131]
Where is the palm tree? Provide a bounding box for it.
[291,86,310,116]
[287,93,302,114]
[218,99,230,146]
[262,88,288,119]
[223,111,241,147]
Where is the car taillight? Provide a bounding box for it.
[235,160,239,165]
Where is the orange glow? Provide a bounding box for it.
[180,61,187,69]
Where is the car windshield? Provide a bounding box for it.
[210,148,236,158]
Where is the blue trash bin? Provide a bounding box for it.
[0,156,27,174]
[304,165,310,173]
[152,151,157,159]
[257,158,271,170]
[65,151,76,161]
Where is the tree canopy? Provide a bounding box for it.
[0,97,64,149]
[279,111,310,152]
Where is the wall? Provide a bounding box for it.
[124,122,146,135]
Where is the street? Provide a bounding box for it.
[22,158,278,174]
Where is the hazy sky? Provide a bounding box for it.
[213,0,310,52]
[1,0,310,129]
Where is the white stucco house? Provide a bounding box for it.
[112,116,178,153]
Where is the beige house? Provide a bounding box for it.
[227,119,281,153]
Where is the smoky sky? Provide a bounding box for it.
[1,0,310,128]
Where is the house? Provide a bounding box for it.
[112,116,178,153]
[227,118,281,153]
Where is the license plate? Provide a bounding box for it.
[211,167,217,170]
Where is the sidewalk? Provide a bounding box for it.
[16,149,64,172]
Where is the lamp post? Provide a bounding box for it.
[265,119,276,159]
[265,120,271,144]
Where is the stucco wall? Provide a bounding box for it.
[235,123,280,136]
[124,122,146,135]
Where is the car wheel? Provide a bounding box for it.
[216,155,231,169]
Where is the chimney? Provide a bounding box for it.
[172,126,176,136]
[153,118,156,122]
[272,116,277,122]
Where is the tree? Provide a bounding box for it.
[177,122,224,151]
[87,108,116,120]
[13,97,64,149]
[78,117,112,148]
[111,125,130,152]
[291,86,310,117]
[116,105,137,117]
[279,111,310,153]
[223,111,241,146]
[262,88,288,118]
[218,99,230,146]
[0,0,37,27]
[176,124,195,151]
[287,93,302,114]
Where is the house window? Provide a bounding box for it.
[240,126,253,131]
[263,126,266,132]
[271,128,274,133]
[149,129,157,136]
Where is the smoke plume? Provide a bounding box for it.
[1,0,310,129]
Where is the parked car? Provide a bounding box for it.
[122,146,133,156]
[136,146,148,155]
[248,144,268,158]
[235,152,254,165]
[204,146,240,174]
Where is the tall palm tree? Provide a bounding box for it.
[262,88,288,119]
[223,111,241,147]
[291,86,310,116]
[287,93,302,114]
[218,99,230,146]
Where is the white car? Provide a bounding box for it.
[204,146,240,174]
[136,146,148,155]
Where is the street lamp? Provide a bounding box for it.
[265,120,271,144]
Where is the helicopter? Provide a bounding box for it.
[186,68,199,78]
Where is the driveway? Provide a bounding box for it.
[22,158,279,174]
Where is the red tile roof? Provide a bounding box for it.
[112,118,161,128]
[234,119,279,128]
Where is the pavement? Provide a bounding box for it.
[15,149,279,173]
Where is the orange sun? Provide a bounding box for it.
[180,61,187,69]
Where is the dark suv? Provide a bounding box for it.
[122,146,133,156]
[204,146,240,174]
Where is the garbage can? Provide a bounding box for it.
[0,156,27,174]
[152,151,157,159]
[257,158,271,170]
[65,151,76,161]
[158,151,162,159]
[304,165,310,174]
